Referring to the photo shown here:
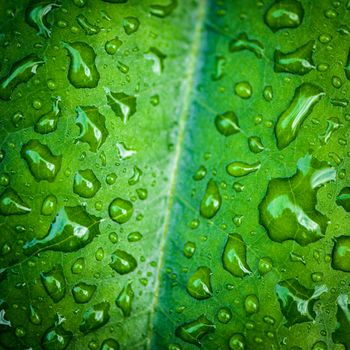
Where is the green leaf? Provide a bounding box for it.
[0,1,349,349]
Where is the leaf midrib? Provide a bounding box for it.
[147,1,209,348]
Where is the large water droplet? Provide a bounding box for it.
[186,266,212,300]
[222,233,251,277]
[331,235,350,272]
[0,188,31,216]
[274,83,324,149]
[109,249,137,275]
[41,323,72,350]
[116,281,134,317]
[62,41,100,88]
[123,17,140,35]
[200,179,221,219]
[75,106,109,152]
[21,140,62,182]
[265,0,304,32]
[105,88,137,123]
[244,294,259,314]
[259,155,335,246]
[109,198,133,224]
[274,40,315,75]
[215,111,240,136]
[23,206,100,255]
[34,96,62,134]
[79,302,110,333]
[175,315,215,346]
[73,169,101,198]
[40,265,66,303]
[0,55,44,100]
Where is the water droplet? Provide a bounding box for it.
[332,76,343,88]
[200,179,221,219]
[226,161,260,177]
[265,0,304,32]
[144,47,166,74]
[42,323,73,350]
[123,17,140,35]
[62,41,100,88]
[0,55,44,100]
[116,281,134,317]
[106,173,117,185]
[75,106,108,152]
[186,266,212,300]
[105,88,137,123]
[128,166,142,185]
[0,188,31,216]
[193,165,207,181]
[331,235,350,272]
[184,241,196,258]
[116,142,136,160]
[319,117,341,145]
[100,339,120,350]
[35,96,62,134]
[25,1,60,38]
[234,81,252,99]
[79,302,110,333]
[229,33,264,58]
[244,294,259,314]
[73,0,87,7]
[109,249,137,275]
[29,304,42,325]
[312,341,327,350]
[222,233,251,277]
[127,231,142,242]
[332,294,350,346]
[215,111,240,136]
[311,272,323,282]
[229,333,246,350]
[105,37,122,55]
[150,0,177,17]
[263,85,273,101]
[21,140,62,182]
[72,282,96,303]
[76,14,100,35]
[275,278,327,326]
[248,136,264,153]
[259,155,335,246]
[109,198,133,224]
[336,187,350,212]
[23,206,100,255]
[212,56,226,80]
[217,307,232,324]
[275,83,324,149]
[71,257,85,274]
[73,169,101,198]
[40,265,66,303]
[274,40,315,75]
[175,315,215,346]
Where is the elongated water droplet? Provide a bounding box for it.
[116,281,134,317]
[128,166,142,185]
[263,85,273,101]
[222,233,251,277]
[79,302,110,333]
[319,117,341,145]
[62,41,100,88]
[229,33,264,58]
[25,1,60,38]
[0,188,31,216]
[336,187,350,212]
[72,282,96,303]
[175,315,215,346]
[109,198,133,224]
[248,136,264,153]
[226,161,260,177]
[244,294,259,314]
[75,106,108,152]
[150,0,177,17]
[265,0,304,32]
[275,83,324,149]
[144,47,166,74]
[259,155,335,246]
[275,278,327,326]
[215,111,240,136]
[109,250,137,275]
[105,88,137,123]
[186,266,212,300]
[200,179,221,219]
[41,323,72,350]
[21,140,62,182]
[34,96,62,134]
[212,55,226,80]
[29,304,41,325]
[23,206,100,255]
[345,49,350,80]
[0,55,44,100]
[331,235,350,272]
[73,169,101,198]
[40,265,66,303]
[274,40,315,75]
[76,14,100,35]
